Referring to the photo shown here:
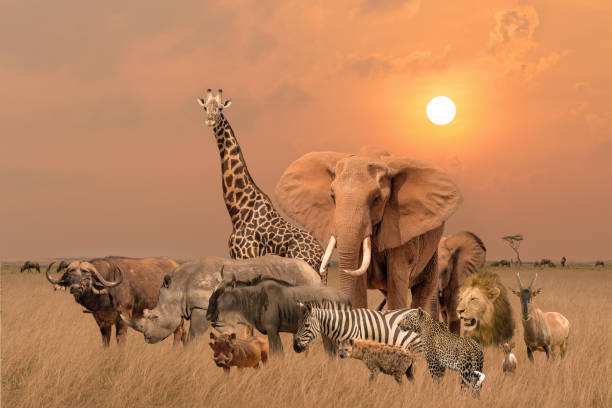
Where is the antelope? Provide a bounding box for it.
[501,342,517,374]
[511,273,570,362]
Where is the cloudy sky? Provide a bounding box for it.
[2,0,611,262]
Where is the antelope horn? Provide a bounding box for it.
[528,273,538,290]
[91,265,124,288]
[342,237,371,277]
[516,273,524,290]
[45,262,61,285]
[319,236,336,275]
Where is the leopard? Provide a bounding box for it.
[399,307,485,396]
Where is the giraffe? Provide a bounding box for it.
[197,89,325,278]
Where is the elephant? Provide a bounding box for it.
[275,148,462,315]
[437,232,487,335]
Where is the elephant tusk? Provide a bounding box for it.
[319,236,337,274]
[342,237,371,277]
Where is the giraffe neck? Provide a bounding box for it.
[212,113,272,216]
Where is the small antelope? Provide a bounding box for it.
[511,273,570,362]
[501,342,517,374]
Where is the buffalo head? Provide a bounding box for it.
[45,261,123,298]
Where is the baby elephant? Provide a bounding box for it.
[338,339,415,383]
[502,342,517,374]
[209,332,269,372]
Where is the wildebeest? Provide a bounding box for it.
[122,255,321,344]
[511,273,570,362]
[207,276,351,355]
[46,256,184,347]
[560,256,566,267]
[209,332,268,372]
[56,260,70,273]
[21,261,40,273]
[595,260,605,267]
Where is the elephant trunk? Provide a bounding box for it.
[342,237,371,277]
[337,232,370,308]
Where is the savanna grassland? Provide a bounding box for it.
[2,261,611,408]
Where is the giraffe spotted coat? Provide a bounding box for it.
[199,90,324,271]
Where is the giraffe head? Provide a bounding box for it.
[198,88,232,127]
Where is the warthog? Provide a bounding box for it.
[21,261,40,273]
[209,332,269,372]
[122,255,321,344]
[207,276,351,355]
[46,256,183,346]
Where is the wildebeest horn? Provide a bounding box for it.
[528,273,538,290]
[45,262,60,284]
[91,265,124,288]
[516,273,524,290]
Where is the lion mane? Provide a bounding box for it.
[459,270,515,346]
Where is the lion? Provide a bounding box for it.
[456,270,515,346]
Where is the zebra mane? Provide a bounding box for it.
[301,299,352,311]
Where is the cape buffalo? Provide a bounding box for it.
[21,261,40,273]
[46,256,184,347]
[122,255,321,344]
[207,276,351,355]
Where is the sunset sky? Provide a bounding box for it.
[2,0,611,262]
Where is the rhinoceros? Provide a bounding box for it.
[121,255,320,344]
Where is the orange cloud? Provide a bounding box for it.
[343,44,452,77]
[487,5,561,82]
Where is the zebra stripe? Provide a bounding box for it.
[296,306,422,352]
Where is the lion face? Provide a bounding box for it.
[456,286,500,333]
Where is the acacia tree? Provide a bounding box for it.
[502,234,523,266]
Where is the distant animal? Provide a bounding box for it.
[209,332,268,372]
[456,270,515,346]
[536,259,555,268]
[595,260,605,267]
[437,231,487,335]
[511,273,570,362]
[198,89,324,274]
[399,308,485,397]
[491,260,511,267]
[338,339,415,383]
[501,342,517,374]
[46,256,185,347]
[56,260,70,273]
[122,255,320,344]
[20,261,40,273]
[560,256,566,267]
[292,301,422,354]
[207,277,351,355]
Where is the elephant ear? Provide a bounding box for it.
[275,151,352,242]
[445,231,487,284]
[378,157,462,250]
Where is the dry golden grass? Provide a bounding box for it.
[2,262,611,408]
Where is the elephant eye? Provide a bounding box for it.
[330,193,335,203]
[373,194,381,203]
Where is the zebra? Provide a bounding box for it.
[292,301,422,354]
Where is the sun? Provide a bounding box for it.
[426,96,456,125]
